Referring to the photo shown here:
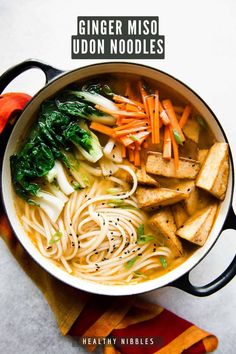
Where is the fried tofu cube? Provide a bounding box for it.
[136,186,189,211]
[183,119,200,143]
[198,149,209,165]
[172,180,199,215]
[136,170,160,187]
[146,152,200,179]
[172,203,189,228]
[196,143,229,200]
[176,204,218,246]
[149,207,183,257]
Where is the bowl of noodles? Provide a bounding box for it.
[1,60,235,296]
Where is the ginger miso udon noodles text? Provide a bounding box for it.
[10,75,229,285]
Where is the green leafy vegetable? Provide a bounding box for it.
[73,182,82,190]
[125,256,138,269]
[137,235,156,244]
[49,231,63,245]
[173,129,184,145]
[136,224,155,244]
[137,224,145,238]
[160,256,168,269]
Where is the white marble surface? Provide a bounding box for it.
[0,0,236,353]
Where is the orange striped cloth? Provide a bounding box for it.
[0,93,218,354]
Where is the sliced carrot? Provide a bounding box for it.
[95,104,146,118]
[114,120,148,131]
[125,103,141,112]
[114,126,148,137]
[90,121,114,136]
[163,126,172,160]
[118,118,138,124]
[134,145,141,166]
[121,144,126,158]
[113,94,144,110]
[128,147,134,161]
[159,102,170,125]
[154,91,160,144]
[143,141,148,148]
[115,103,126,110]
[169,127,179,169]
[162,99,185,142]
[179,105,192,128]
[146,96,155,143]
[138,81,149,114]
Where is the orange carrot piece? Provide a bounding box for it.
[114,120,148,131]
[128,147,134,161]
[134,145,141,166]
[159,102,170,125]
[143,141,148,148]
[90,122,114,136]
[118,118,138,124]
[154,91,160,144]
[146,96,155,143]
[95,104,146,118]
[163,126,172,160]
[114,126,148,137]
[121,144,126,158]
[138,81,149,114]
[113,95,144,110]
[169,127,179,169]
[162,99,185,142]
[179,105,192,128]
[125,103,142,112]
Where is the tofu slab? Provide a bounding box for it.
[149,207,183,257]
[172,180,199,215]
[196,143,229,200]
[172,203,189,228]
[176,204,218,246]
[146,152,200,179]
[136,186,189,211]
[136,170,160,187]
[198,149,209,166]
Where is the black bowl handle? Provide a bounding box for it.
[171,205,236,296]
[0,58,63,93]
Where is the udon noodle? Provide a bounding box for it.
[21,164,172,285]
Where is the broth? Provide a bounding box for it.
[12,73,228,285]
